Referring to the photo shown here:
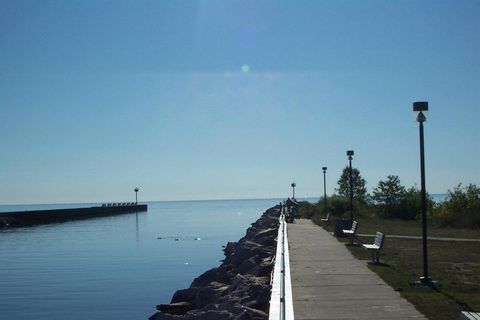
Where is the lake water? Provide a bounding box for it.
[0,199,282,320]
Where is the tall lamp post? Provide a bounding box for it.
[291,182,296,199]
[322,167,328,212]
[134,187,139,205]
[413,101,434,286]
[347,150,354,222]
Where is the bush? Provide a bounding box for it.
[434,184,480,228]
[298,196,363,220]
[320,195,368,218]
[328,195,353,217]
[297,201,321,219]
[397,186,434,220]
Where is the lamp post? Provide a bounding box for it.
[413,101,434,286]
[134,187,139,205]
[322,167,327,212]
[347,150,354,222]
[291,182,296,199]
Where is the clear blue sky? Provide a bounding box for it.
[1,0,479,204]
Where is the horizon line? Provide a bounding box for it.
[0,193,450,207]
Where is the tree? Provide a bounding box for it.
[336,166,368,203]
[373,175,406,206]
[372,175,406,218]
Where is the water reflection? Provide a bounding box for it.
[0,199,281,320]
[136,212,139,243]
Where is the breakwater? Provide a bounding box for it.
[150,204,281,320]
[0,204,147,228]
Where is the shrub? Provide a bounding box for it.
[397,186,434,220]
[328,195,352,217]
[322,195,369,218]
[434,184,480,228]
[297,201,321,219]
[298,196,361,220]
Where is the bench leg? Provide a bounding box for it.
[349,234,354,245]
[369,250,380,264]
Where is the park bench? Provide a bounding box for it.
[320,213,330,224]
[362,231,385,264]
[461,311,480,320]
[342,220,358,245]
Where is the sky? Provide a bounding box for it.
[0,0,479,205]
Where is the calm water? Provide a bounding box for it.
[0,199,282,320]
[431,193,448,203]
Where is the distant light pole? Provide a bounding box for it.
[322,167,328,212]
[347,150,354,222]
[134,187,139,205]
[413,101,434,286]
[291,182,296,199]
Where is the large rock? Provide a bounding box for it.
[194,282,230,308]
[149,204,281,320]
[156,302,194,315]
[191,265,233,288]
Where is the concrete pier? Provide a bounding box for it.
[0,204,147,228]
[288,219,426,319]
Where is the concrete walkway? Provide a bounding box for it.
[288,219,427,320]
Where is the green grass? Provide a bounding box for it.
[314,213,480,238]
[311,214,480,320]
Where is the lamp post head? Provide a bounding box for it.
[413,101,428,112]
[291,182,296,188]
[134,187,139,193]
[347,150,354,160]
[322,166,327,173]
[413,101,428,123]
[416,112,427,123]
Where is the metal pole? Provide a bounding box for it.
[349,158,353,222]
[419,115,430,283]
[280,219,286,320]
[323,170,327,211]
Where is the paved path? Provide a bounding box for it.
[288,219,427,319]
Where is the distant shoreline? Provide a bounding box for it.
[0,194,448,211]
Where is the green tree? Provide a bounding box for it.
[372,175,406,218]
[336,166,368,203]
[373,175,406,206]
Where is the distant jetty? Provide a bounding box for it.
[0,203,147,228]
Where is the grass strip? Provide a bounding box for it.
[313,215,480,320]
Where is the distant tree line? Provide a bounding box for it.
[299,166,479,229]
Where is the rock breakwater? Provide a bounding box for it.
[149,204,281,320]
